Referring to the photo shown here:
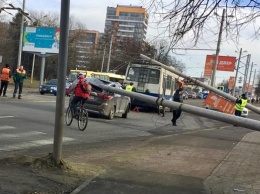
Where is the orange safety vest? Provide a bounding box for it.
[0,68,10,81]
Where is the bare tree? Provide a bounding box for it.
[143,0,260,48]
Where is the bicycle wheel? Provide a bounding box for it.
[77,108,88,131]
[65,106,73,126]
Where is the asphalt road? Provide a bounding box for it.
[0,93,257,158]
[0,93,259,193]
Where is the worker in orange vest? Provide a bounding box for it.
[0,64,11,97]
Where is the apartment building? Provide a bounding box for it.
[104,5,148,49]
[70,29,99,68]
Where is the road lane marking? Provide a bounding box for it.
[0,125,15,130]
[0,137,75,151]
[0,131,46,139]
[31,101,56,103]
[0,116,14,119]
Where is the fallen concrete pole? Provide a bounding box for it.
[140,54,260,115]
[101,85,260,131]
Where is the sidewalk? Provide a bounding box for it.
[204,131,260,193]
[66,129,260,194]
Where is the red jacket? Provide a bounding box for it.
[73,80,90,99]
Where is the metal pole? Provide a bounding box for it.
[140,54,260,114]
[39,55,45,85]
[232,48,242,96]
[101,85,260,131]
[107,32,113,73]
[243,54,251,92]
[211,9,225,87]
[17,0,25,68]
[30,54,35,84]
[53,0,70,164]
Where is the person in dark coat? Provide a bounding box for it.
[171,88,183,126]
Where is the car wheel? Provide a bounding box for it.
[40,92,44,95]
[122,104,130,118]
[107,106,115,120]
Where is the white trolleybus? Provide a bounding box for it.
[124,61,179,111]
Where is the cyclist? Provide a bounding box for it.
[70,74,91,118]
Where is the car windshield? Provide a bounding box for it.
[46,79,57,85]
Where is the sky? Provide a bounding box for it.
[2,0,260,86]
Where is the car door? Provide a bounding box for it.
[110,83,122,113]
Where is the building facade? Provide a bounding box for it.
[70,29,99,69]
[104,5,148,42]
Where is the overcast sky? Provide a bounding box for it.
[3,0,260,85]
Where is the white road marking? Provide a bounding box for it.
[0,116,14,119]
[0,131,46,139]
[31,101,56,103]
[0,137,75,151]
[0,125,15,130]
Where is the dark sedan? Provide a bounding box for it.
[39,79,70,95]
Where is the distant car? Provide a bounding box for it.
[69,78,131,120]
[39,79,70,96]
[241,108,249,117]
[182,91,188,100]
[188,92,197,99]
[196,92,203,99]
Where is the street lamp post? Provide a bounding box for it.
[211,9,225,87]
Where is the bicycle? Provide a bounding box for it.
[65,98,88,131]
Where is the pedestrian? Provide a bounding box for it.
[0,64,11,97]
[70,74,91,117]
[125,82,134,91]
[170,79,185,126]
[171,88,183,126]
[234,93,247,117]
[122,82,128,90]
[13,65,26,99]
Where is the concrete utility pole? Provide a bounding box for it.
[211,9,225,87]
[53,0,70,165]
[101,45,106,72]
[243,54,251,92]
[101,85,260,131]
[252,69,257,96]
[107,31,113,73]
[140,54,260,114]
[248,62,255,91]
[232,48,242,96]
[17,0,25,68]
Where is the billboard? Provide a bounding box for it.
[23,27,60,54]
[203,55,236,77]
[204,93,235,115]
[228,76,235,90]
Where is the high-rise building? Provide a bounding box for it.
[70,29,99,68]
[104,5,148,47]
[102,5,148,71]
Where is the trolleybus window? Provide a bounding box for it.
[126,67,160,84]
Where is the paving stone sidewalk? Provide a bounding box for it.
[204,131,260,194]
